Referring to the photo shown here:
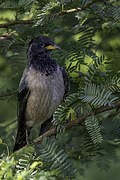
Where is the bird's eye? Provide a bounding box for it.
[41,43,45,48]
[45,43,49,47]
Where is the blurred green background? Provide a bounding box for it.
[0,1,120,179]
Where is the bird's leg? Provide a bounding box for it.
[26,127,32,144]
[39,116,53,136]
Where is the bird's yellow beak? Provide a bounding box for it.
[45,44,61,50]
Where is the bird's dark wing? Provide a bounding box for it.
[13,69,30,152]
[60,67,70,99]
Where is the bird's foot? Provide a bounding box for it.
[26,129,32,145]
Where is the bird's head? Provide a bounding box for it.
[27,35,61,58]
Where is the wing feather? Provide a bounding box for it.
[13,69,30,152]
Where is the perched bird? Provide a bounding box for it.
[13,35,69,152]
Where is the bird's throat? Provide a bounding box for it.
[29,53,57,76]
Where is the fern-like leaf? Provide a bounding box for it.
[35,1,60,26]
[80,83,118,107]
[85,116,103,145]
[35,137,76,177]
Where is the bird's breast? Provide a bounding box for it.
[25,66,65,127]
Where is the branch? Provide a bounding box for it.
[34,101,120,144]
[14,100,120,154]
[107,110,120,119]
[0,0,104,28]
[0,31,17,40]
[58,0,104,15]
[0,20,33,28]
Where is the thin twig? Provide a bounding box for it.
[0,20,33,28]
[0,31,17,40]
[14,100,120,153]
[0,0,104,28]
[34,101,120,144]
[58,0,104,15]
[107,110,120,119]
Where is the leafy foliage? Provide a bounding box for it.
[80,83,119,107]
[0,138,76,179]
[0,0,120,179]
[34,138,76,177]
[85,115,103,145]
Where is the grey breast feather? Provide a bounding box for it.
[25,66,65,127]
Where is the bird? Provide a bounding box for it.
[13,35,69,152]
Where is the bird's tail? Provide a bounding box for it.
[13,126,27,152]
